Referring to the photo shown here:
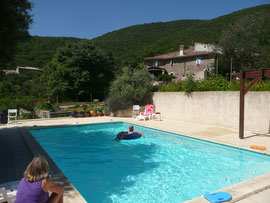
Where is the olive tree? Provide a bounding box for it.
[218,15,262,75]
[107,66,155,112]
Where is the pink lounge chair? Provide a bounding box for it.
[136,105,154,121]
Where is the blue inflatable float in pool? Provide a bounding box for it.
[116,131,142,140]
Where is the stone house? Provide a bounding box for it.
[144,42,215,80]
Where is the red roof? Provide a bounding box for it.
[144,48,212,61]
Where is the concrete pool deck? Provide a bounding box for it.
[1,116,270,202]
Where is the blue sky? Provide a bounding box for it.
[29,0,269,40]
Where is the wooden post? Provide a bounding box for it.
[239,71,245,139]
[233,69,270,139]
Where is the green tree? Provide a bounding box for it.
[0,71,44,99]
[0,71,44,111]
[218,15,262,75]
[43,40,115,102]
[107,66,155,112]
[0,0,33,68]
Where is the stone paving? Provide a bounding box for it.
[1,116,270,202]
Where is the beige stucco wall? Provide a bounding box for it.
[153,92,270,133]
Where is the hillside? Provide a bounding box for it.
[91,19,203,64]
[93,4,270,64]
[12,36,83,68]
[11,4,270,68]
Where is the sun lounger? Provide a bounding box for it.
[136,105,154,121]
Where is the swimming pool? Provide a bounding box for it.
[30,122,270,202]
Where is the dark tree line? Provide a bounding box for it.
[0,0,32,68]
[43,40,115,102]
[216,13,270,76]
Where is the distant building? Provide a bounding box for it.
[3,70,17,74]
[145,42,216,80]
[3,67,43,75]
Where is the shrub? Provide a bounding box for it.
[197,76,229,91]
[35,102,53,111]
[86,108,92,112]
[182,75,197,93]
[0,97,36,111]
[228,79,240,91]
[157,74,176,82]
[156,75,270,92]
[159,82,183,92]
[18,112,33,120]
[107,66,155,112]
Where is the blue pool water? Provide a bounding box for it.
[30,122,270,203]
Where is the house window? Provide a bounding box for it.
[170,60,174,66]
[196,57,201,66]
[154,61,158,67]
[169,72,174,76]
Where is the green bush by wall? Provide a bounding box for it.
[157,76,270,92]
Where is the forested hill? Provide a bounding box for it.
[12,36,82,68]
[91,19,203,64]
[11,4,270,68]
[92,4,270,64]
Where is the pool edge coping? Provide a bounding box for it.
[19,127,87,203]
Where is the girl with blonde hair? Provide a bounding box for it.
[15,156,64,203]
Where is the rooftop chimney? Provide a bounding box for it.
[179,45,184,56]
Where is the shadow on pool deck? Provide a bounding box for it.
[244,132,270,139]
[0,126,86,202]
[0,127,33,184]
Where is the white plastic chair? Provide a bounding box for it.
[0,180,19,203]
[0,188,9,203]
[132,105,140,117]
[151,112,161,121]
[7,109,17,124]
[0,188,16,203]
[136,113,148,121]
